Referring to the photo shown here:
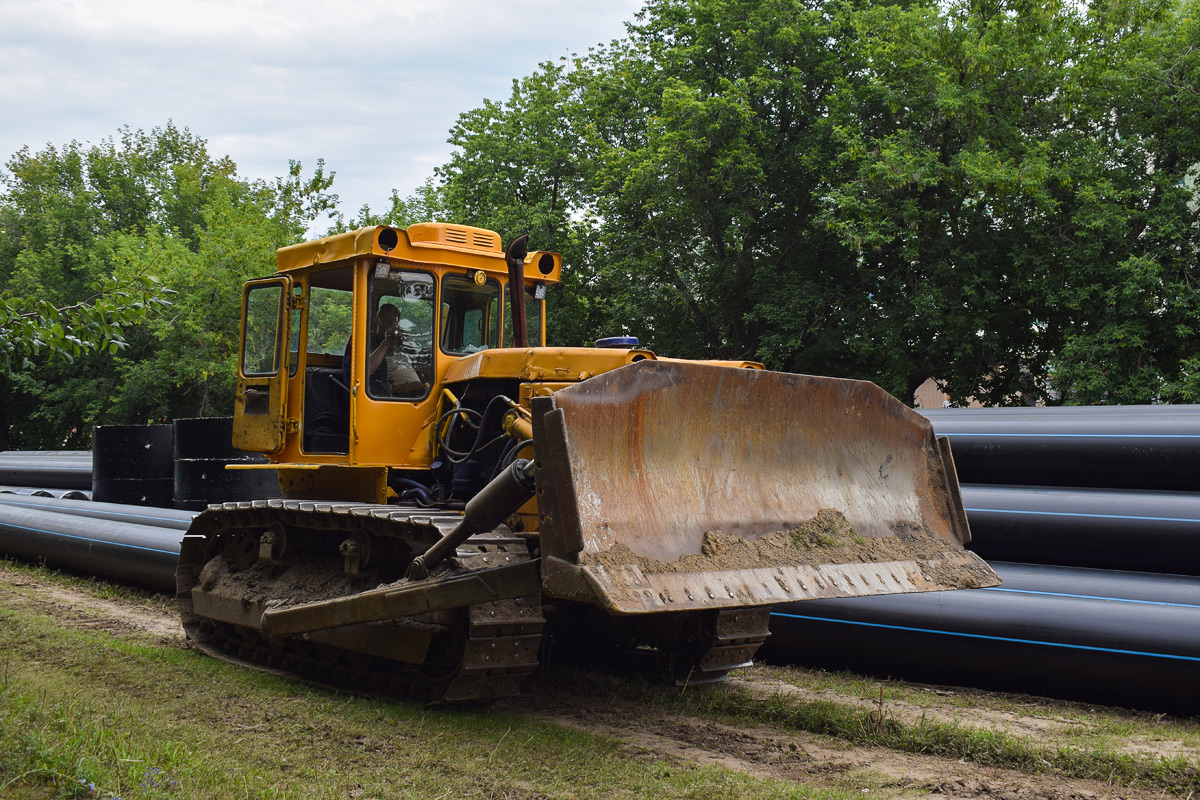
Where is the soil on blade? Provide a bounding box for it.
[581,508,998,590]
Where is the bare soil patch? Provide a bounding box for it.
[515,688,1186,799]
[0,566,183,645]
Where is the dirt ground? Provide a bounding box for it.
[521,690,1171,800]
[3,565,1197,800]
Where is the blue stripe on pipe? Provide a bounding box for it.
[982,587,1200,609]
[964,506,1200,524]
[940,432,1200,439]
[0,522,179,555]
[769,612,1200,662]
[0,499,189,526]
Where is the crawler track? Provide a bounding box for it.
[177,500,545,704]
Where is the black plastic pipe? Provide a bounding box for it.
[762,561,1200,715]
[92,424,174,507]
[0,459,94,490]
[0,503,183,591]
[923,405,1200,417]
[0,486,91,500]
[961,484,1200,575]
[0,450,92,459]
[996,561,1200,604]
[0,457,93,468]
[0,493,195,530]
[173,417,277,509]
[920,406,1200,490]
[0,486,55,497]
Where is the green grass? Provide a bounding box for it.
[3,557,1199,799]
[0,587,859,800]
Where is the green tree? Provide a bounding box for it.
[819,0,1092,403]
[820,0,1200,404]
[578,0,865,365]
[437,0,866,357]
[436,62,614,347]
[1043,0,1200,403]
[0,124,337,448]
[435,0,1199,405]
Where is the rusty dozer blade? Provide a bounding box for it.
[531,360,1000,615]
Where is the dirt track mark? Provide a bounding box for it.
[523,694,1174,799]
[1,566,183,645]
[735,676,1094,741]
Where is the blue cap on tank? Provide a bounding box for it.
[594,336,640,349]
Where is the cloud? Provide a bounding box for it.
[0,0,643,227]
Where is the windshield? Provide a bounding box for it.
[362,268,435,401]
[441,274,500,354]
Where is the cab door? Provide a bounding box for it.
[233,276,292,453]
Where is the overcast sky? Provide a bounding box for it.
[0,0,644,228]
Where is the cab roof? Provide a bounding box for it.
[275,223,561,284]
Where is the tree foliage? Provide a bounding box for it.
[820,0,1200,404]
[435,63,612,348]
[436,0,1200,405]
[0,274,171,372]
[1042,0,1200,403]
[0,124,337,448]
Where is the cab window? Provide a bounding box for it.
[288,285,303,377]
[441,275,500,354]
[364,268,435,401]
[302,267,354,454]
[241,283,284,376]
[307,269,355,357]
[503,285,544,347]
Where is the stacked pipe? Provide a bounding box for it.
[0,486,90,500]
[0,450,92,491]
[91,425,174,507]
[172,417,279,510]
[760,404,1200,716]
[0,417,274,590]
[922,404,1200,492]
[764,561,1200,715]
[923,404,1200,575]
[0,492,188,591]
[958,484,1200,575]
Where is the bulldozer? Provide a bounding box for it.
[177,222,999,703]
